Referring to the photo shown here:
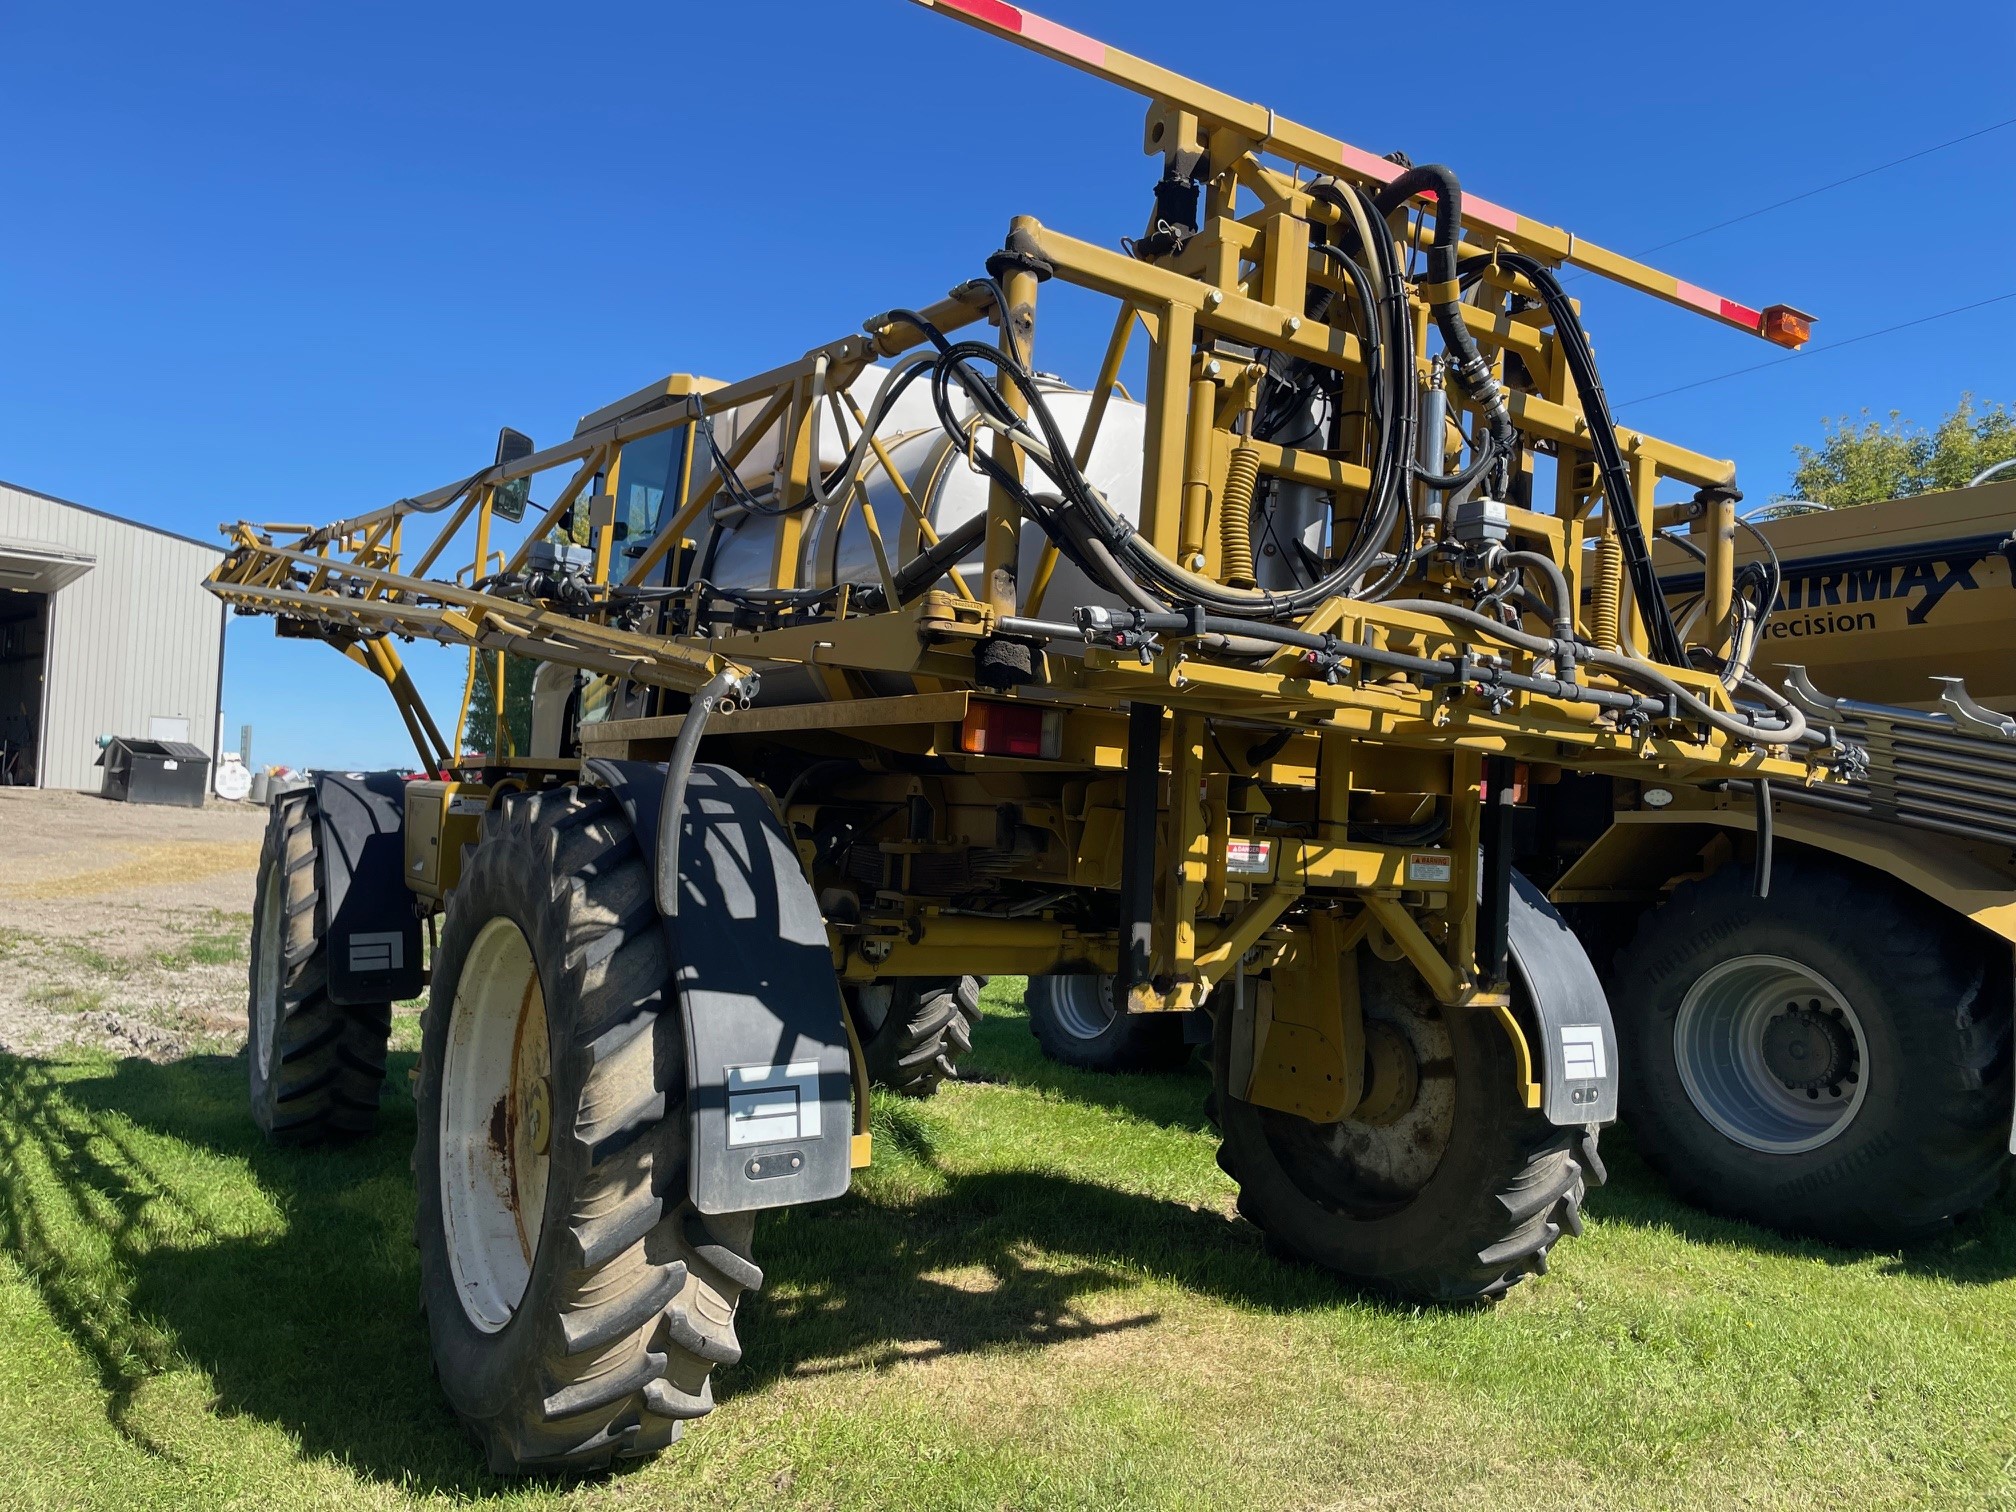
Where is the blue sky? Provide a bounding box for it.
[4,0,2012,769]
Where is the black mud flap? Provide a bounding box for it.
[586,759,852,1217]
[1508,871,1619,1126]
[312,771,424,1006]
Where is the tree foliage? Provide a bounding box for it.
[1786,395,2016,507]
[461,653,537,759]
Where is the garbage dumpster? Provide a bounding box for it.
[97,737,211,808]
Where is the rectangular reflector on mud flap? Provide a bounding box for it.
[725,1060,823,1147]
[346,931,405,973]
[1558,1024,1607,1083]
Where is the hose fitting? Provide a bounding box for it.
[1371,165,1516,479]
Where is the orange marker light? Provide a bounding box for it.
[1761,304,1815,349]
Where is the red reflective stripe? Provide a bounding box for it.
[1671,280,1716,311]
[1343,159,1519,237]
[1334,142,1402,184]
[1466,196,1519,234]
[1021,9,1106,64]
[936,0,1023,29]
[935,0,1106,64]
[1675,279,1761,328]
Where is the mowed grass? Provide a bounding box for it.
[1,980,2015,1510]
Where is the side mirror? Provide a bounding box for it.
[493,428,535,522]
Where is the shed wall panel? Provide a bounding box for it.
[0,482,225,791]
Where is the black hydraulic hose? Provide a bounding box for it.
[1499,550,1573,637]
[1413,442,1499,496]
[890,512,987,602]
[1497,548,1578,682]
[1098,608,1665,718]
[1752,778,1774,899]
[1369,166,1514,478]
[1382,595,1808,743]
[1463,250,1687,666]
[654,668,745,921]
[1734,513,1785,649]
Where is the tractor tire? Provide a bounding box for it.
[1214,952,1597,1304]
[247,789,392,1141]
[414,786,762,1476]
[847,977,985,1097]
[1026,974,1191,1073]
[1613,857,2012,1247]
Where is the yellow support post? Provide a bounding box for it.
[984,217,1043,617]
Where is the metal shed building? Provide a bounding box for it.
[0,479,226,791]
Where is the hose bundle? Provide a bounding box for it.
[706,205,1803,748]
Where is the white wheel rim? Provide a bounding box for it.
[1048,975,1117,1041]
[440,916,552,1333]
[1673,953,1869,1155]
[253,861,282,1069]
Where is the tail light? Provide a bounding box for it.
[960,700,1063,759]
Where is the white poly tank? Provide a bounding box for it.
[692,369,1148,621]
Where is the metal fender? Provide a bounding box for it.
[1508,870,1619,1127]
[585,759,853,1216]
[311,771,425,1006]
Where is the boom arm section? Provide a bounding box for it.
[910,0,1814,347]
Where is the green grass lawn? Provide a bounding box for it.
[2,978,2014,1510]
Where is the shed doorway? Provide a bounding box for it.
[0,589,49,785]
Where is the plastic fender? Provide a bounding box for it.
[311,771,425,1006]
[1509,871,1619,1127]
[585,759,853,1216]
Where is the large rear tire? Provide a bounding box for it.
[847,977,985,1097]
[415,785,762,1475]
[1026,974,1191,1073]
[247,790,391,1141]
[1613,857,2012,1246]
[1214,951,1596,1304]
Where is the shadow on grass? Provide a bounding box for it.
[1580,1122,2016,1284]
[960,997,1214,1136]
[0,1050,1337,1493]
[7,1047,2014,1495]
[0,1051,489,1490]
[965,993,2016,1288]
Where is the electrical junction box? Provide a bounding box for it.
[1450,497,1510,546]
[404,780,489,901]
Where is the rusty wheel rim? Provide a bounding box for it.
[440,916,552,1333]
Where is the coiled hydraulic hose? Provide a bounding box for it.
[1219,444,1263,589]
[1590,534,1625,651]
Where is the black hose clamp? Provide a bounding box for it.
[986,226,1055,284]
[1319,634,1346,685]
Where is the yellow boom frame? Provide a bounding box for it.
[208,1,1833,1118]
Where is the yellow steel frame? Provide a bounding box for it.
[206,2,1833,1120]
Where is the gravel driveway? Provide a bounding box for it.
[0,788,267,1059]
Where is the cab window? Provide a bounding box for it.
[615,428,687,553]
